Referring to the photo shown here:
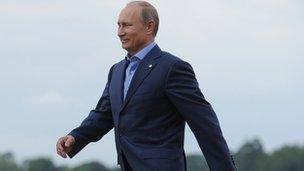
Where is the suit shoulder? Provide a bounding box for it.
[160,51,191,68]
[161,51,182,62]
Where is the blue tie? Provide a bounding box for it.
[124,56,140,100]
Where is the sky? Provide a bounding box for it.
[0,0,303,168]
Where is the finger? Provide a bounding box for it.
[56,148,62,156]
[57,148,67,158]
[56,144,64,155]
[57,149,63,157]
[60,151,67,158]
[56,139,64,152]
[60,137,67,146]
[65,137,74,147]
[56,137,69,158]
[57,142,63,152]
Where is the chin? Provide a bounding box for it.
[122,46,130,51]
[122,45,133,52]
[121,44,127,49]
[121,43,129,48]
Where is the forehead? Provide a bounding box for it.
[118,5,142,22]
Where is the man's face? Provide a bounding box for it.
[117,6,150,55]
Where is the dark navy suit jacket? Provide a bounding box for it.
[68,45,236,171]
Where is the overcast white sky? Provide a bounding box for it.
[0,0,303,168]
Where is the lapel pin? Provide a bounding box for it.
[149,64,153,68]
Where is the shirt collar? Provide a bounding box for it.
[125,41,156,61]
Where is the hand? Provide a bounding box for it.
[56,135,75,158]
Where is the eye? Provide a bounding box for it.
[117,22,132,28]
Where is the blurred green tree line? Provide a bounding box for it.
[1,138,304,171]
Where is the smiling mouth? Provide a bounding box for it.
[121,39,129,43]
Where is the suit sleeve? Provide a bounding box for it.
[67,65,115,158]
[165,60,236,171]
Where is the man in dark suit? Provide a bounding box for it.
[56,1,236,170]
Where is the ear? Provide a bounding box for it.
[145,20,155,36]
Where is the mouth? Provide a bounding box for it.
[120,39,129,44]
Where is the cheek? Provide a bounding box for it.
[128,27,140,37]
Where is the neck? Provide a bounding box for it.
[128,39,154,56]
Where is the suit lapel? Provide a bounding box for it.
[112,60,129,111]
[120,45,162,113]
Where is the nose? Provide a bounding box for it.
[117,27,125,38]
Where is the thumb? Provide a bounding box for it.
[65,136,74,147]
